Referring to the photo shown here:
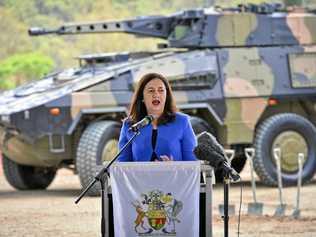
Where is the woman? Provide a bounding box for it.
[118,73,197,162]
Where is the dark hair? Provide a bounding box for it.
[128,73,177,125]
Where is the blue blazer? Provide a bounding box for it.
[118,112,197,161]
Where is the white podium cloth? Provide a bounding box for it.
[110,161,200,237]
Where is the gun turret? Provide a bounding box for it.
[29,4,316,49]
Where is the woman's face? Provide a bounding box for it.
[143,78,167,117]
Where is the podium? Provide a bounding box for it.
[101,163,213,237]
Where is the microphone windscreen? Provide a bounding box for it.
[194,132,241,181]
[194,132,226,168]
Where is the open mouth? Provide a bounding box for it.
[152,99,160,106]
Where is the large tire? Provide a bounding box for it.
[76,121,121,196]
[2,154,56,190]
[254,113,316,186]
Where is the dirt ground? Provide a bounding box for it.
[0,157,316,237]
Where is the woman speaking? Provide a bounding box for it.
[118,73,197,162]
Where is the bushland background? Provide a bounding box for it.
[0,0,315,90]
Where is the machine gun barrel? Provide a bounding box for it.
[28,16,173,38]
[29,27,60,36]
[28,4,316,48]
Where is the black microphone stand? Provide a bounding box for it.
[222,169,232,237]
[74,129,140,237]
[222,167,240,237]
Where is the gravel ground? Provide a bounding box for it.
[0,157,316,237]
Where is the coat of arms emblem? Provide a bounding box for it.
[132,189,183,236]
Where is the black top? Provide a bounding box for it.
[150,129,158,161]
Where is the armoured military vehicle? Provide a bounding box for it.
[1,3,316,195]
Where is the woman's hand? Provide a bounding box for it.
[159,155,173,161]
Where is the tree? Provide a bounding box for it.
[0,53,54,90]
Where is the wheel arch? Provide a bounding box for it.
[67,107,127,136]
[254,100,315,133]
[179,103,223,138]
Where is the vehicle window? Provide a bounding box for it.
[289,53,316,88]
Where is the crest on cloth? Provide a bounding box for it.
[132,189,183,236]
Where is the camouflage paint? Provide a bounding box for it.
[71,92,121,118]
[221,48,273,144]
[287,13,314,44]
[217,13,257,46]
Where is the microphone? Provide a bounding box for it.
[194,131,240,182]
[129,115,154,132]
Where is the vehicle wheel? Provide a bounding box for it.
[76,121,121,196]
[2,154,56,190]
[254,113,316,186]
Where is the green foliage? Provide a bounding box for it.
[1,0,93,22]
[0,79,15,90]
[284,0,303,6]
[0,8,31,59]
[215,0,283,7]
[0,53,54,90]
